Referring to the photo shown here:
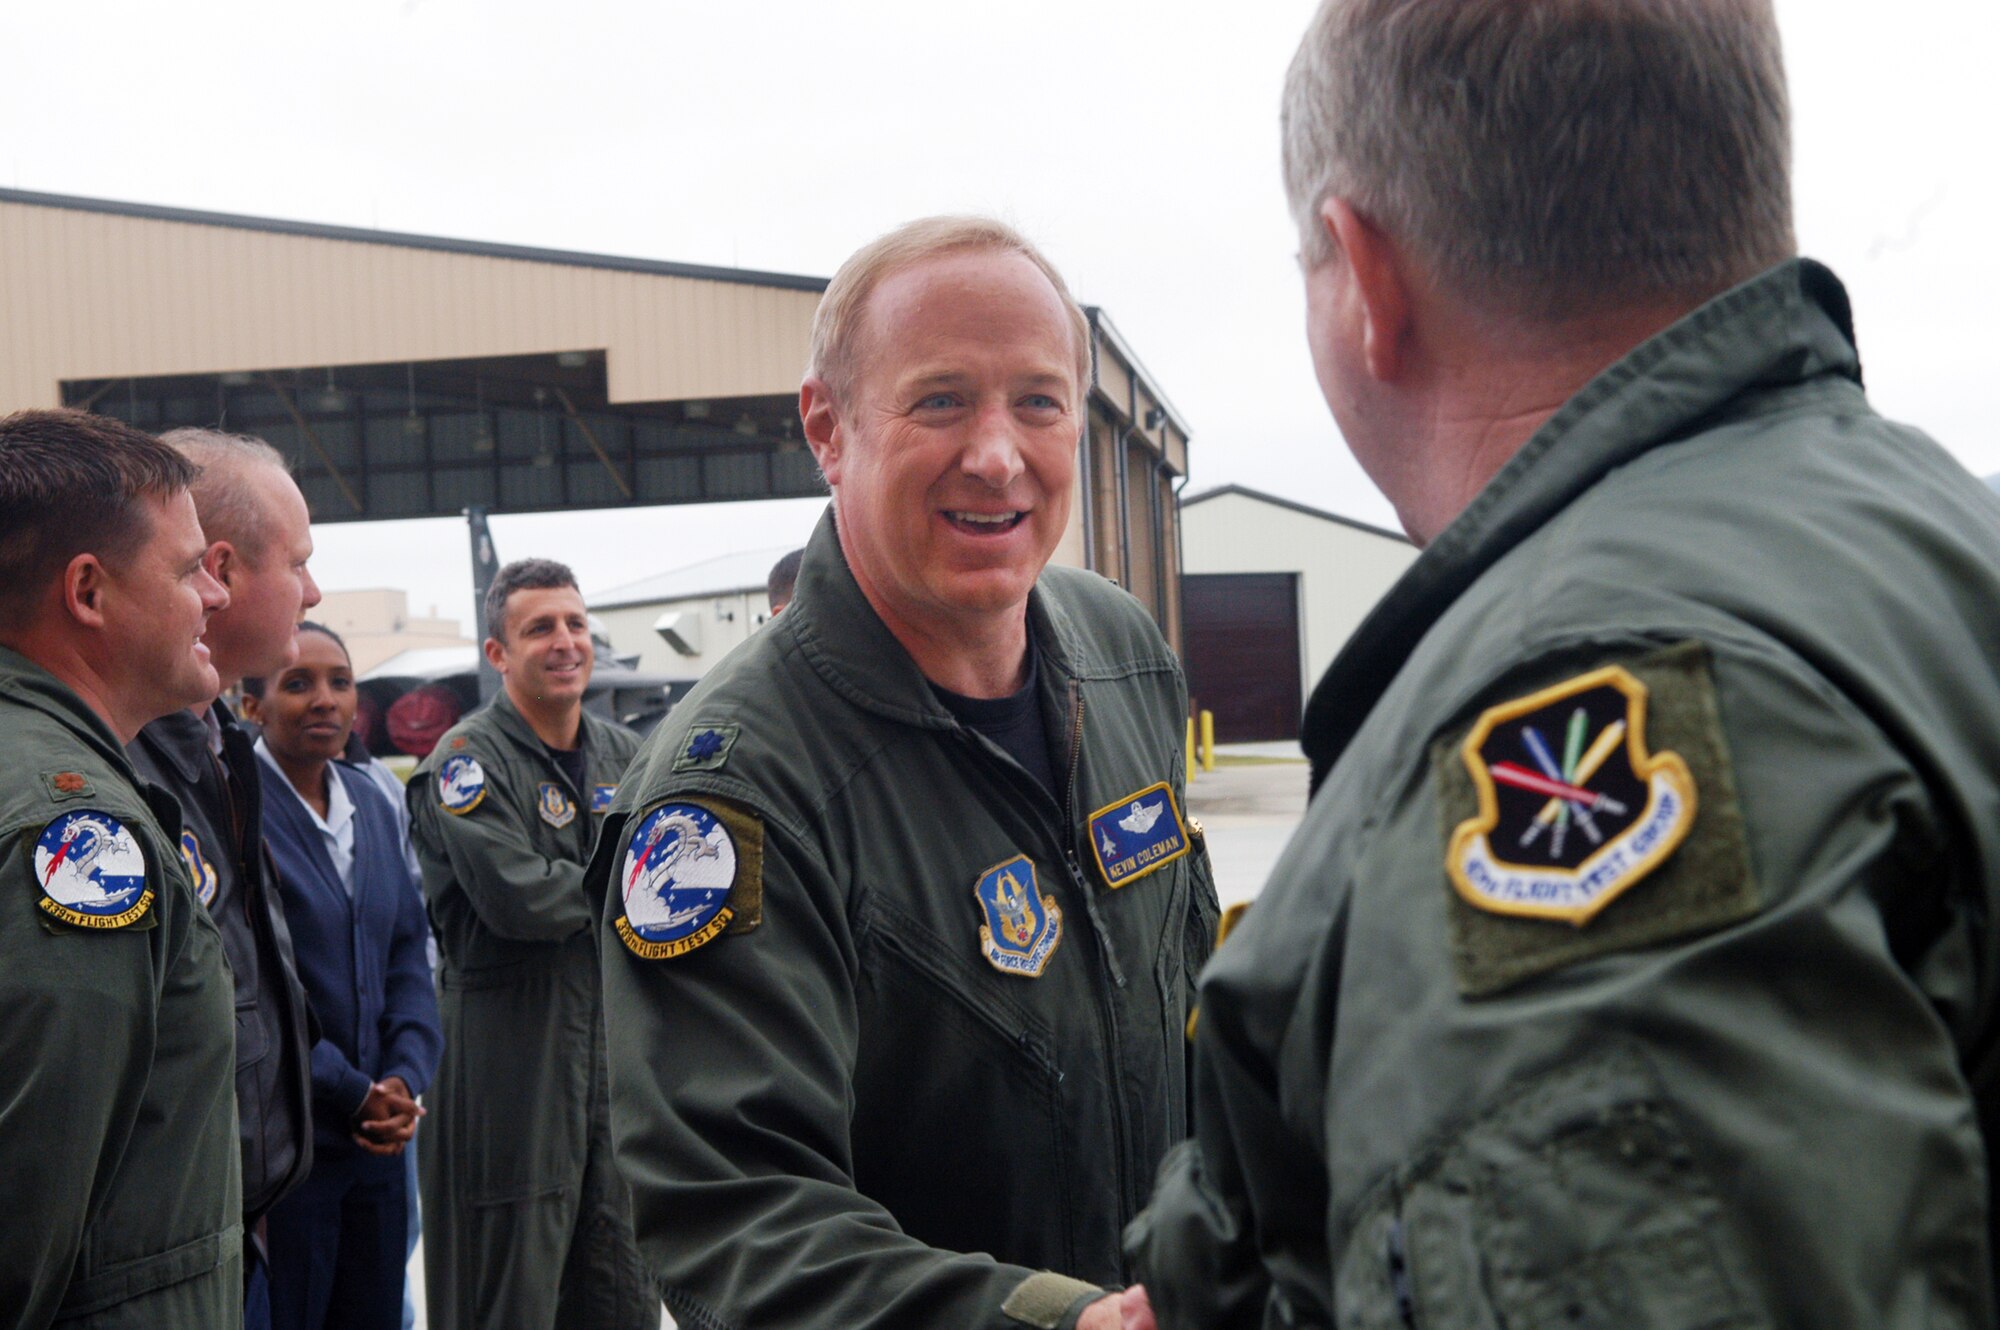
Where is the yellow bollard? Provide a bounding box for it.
[1185,717,1197,786]
[1200,710,1216,772]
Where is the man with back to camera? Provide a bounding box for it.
[405,557,651,1330]
[588,217,1220,1330]
[126,427,322,1330]
[0,409,241,1327]
[1122,1,2000,1326]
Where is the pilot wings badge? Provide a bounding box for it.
[1447,664,1697,925]
[974,855,1062,978]
[34,809,154,930]
[1087,781,1190,888]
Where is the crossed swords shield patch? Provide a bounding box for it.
[1446,663,1697,925]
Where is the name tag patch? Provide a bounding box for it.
[1447,663,1695,925]
[34,810,154,930]
[179,829,219,907]
[975,854,1063,977]
[615,802,740,959]
[1087,781,1190,888]
[438,755,487,815]
[538,782,577,829]
[590,783,618,814]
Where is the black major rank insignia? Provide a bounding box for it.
[1447,664,1696,925]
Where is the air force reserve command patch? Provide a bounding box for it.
[33,810,154,929]
[615,800,763,959]
[438,754,487,816]
[179,829,219,907]
[975,854,1063,977]
[537,782,577,829]
[1435,643,1759,997]
[1087,781,1190,888]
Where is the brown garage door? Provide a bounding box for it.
[1181,573,1302,743]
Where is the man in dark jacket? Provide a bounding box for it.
[1123,3,2000,1326]
[590,218,1217,1330]
[127,426,322,1330]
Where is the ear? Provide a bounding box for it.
[61,553,110,628]
[1322,198,1412,382]
[482,636,508,674]
[800,377,844,487]
[202,540,234,587]
[239,691,263,724]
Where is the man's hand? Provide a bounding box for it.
[352,1075,424,1156]
[1076,1287,1156,1330]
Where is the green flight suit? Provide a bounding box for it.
[1126,260,2000,1326]
[407,691,649,1330]
[589,510,1220,1330]
[0,647,241,1329]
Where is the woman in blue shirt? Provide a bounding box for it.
[245,623,443,1330]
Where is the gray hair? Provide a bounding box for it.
[1282,0,1795,321]
[807,215,1091,398]
[484,557,579,643]
[159,427,294,565]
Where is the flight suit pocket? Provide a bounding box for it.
[1333,1048,1767,1330]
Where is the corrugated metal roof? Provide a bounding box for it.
[588,544,801,609]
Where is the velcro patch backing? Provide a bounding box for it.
[1433,642,1758,997]
[1000,1272,1105,1329]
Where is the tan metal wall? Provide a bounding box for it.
[0,199,821,413]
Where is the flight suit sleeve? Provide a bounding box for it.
[597,806,1107,1330]
[0,832,163,1328]
[1142,636,1993,1327]
[408,761,592,943]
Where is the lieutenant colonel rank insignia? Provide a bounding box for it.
[673,724,739,773]
[179,828,219,907]
[1434,644,1759,997]
[975,854,1063,977]
[615,800,762,959]
[537,782,577,829]
[590,783,618,814]
[437,754,487,815]
[1088,781,1190,888]
[33,809,154,930]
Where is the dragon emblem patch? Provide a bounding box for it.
[34,809,154,929]
[615,802,739,959]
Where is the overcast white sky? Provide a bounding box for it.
[5,1,1995,629]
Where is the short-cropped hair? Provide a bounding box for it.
[807,216,1092,399]
[159,427,293,565]
[1282,0,1795,321]
[0,409,199,627]
[484,557,580,643]
[766,548,804,613]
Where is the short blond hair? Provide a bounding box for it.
[159,427,293,565]
[807,216,1091,399]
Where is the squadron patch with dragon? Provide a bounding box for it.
[33,809,155,930]
[615,800,762,959]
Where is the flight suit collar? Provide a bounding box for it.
[481,687,597,788]
[1301,258,1864,788]
[0,645,140,777]
[137,703,219,785]
[785,506,1088,731]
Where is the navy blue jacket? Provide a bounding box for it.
[259,755,443,1154]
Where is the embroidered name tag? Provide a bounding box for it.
[34,810,155,930]
[1087,781,1190,888]
[590,783,618,814]
[437,755,487,815]
[975,854,1063,977]
[1447,664,1696,925]
[538,782,577,829]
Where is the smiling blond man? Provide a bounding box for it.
[589,218,1218,1330]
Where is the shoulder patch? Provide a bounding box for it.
[41,770,94,802]
[537,782,577,829]
[614,798,763,959]
[1435,641,1757,997]
[975,854,1063,977]
[437,754,487,815]
[32,810,155,930]
[178,829,219,907]
[1087,781,1190,888]
[673,724,739,773]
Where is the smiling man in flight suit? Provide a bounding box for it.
[406,558,650,1330]
[1122,2,2000,1326]
[0,408,240,1328]
[589,217,1219,1330]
